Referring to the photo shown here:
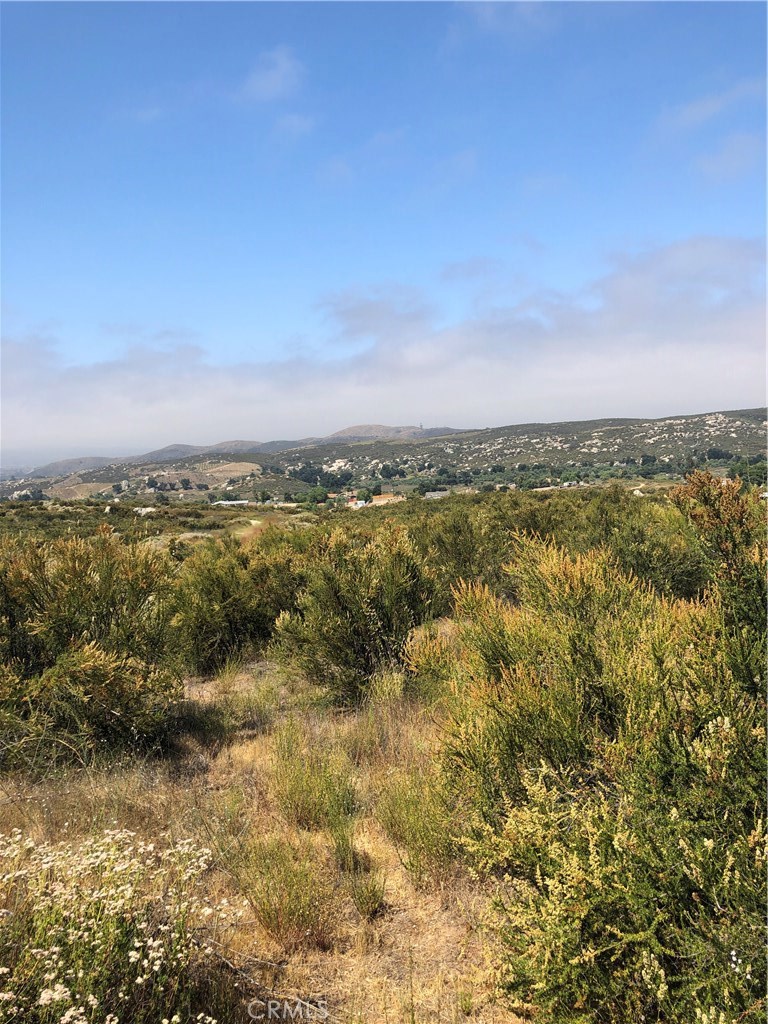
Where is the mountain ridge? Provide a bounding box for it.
[14,409,766,482]
[25,424,463,478]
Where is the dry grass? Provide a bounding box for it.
[0,660,522,1023]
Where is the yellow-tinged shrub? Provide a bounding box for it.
[441,531,766,1022]
[0,533,181,767]
[172,537,304,674]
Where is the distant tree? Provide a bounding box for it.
[729,459,768,487]
[304,486,328,505]
[180,477,192,489]
[111,483,123,494]
[356,488,373,504]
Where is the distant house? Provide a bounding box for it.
[423,490,450,500]
[212,500,250,506]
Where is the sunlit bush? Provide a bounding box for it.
[172,537,303,675]
[273,528,438,703]
[441,520,766,1022]
[0,532,181,766]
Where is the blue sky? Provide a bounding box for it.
[2,1,765,464]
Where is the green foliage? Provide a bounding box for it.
[234,835,337,952]
[0,531,181,766]
[440,513,766,1022]
[172,537,303,674]
[376,766,455,885]
[347,869,387,920]
[273,528,438,702]
[671,471,766,693]
[271,717,358,830]
[0,529,176,676]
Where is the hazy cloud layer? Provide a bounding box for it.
[2,237,764,466]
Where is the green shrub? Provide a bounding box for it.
[0,532,181,767]
[347,869,387,920]
[173,538,302,675]
[671,471,766,693]
[271,718,357,830]
[273,528,438,703]
[376,767,455,886]
[0,530,176,677]
[441,528,766,1022]
[235,836,337,952]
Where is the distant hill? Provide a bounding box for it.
[16,411,766,500]
[27,424,461,477]
[327,424,461,441]
[29,455,120,477]
[30,441,266,478]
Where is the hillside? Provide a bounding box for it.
[4,408,765,503]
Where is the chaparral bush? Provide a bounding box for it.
[172,537,304,675]
[439,474,766,1023]
[273,528,438,703]
[0,531,180,767]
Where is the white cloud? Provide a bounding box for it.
[696,132,764,182]
[451,1,558,44]
[2,236,764,465]
[441,258,504,283]
[239,47,304,102]
[659,78,764,133]
[274,112,316,139]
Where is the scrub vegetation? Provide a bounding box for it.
[0,473,764,1023]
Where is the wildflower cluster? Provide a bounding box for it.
[0,829,244,1023]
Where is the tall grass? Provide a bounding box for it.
[232,836,337,952]
[270,718,358,830]
[376,767,456,886]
